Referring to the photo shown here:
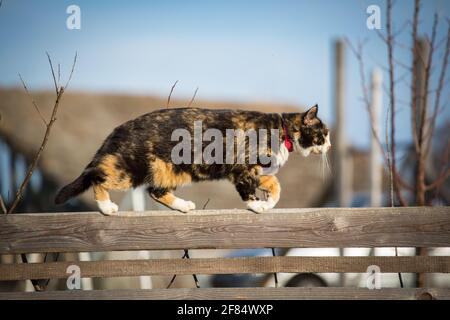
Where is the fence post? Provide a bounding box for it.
[132,187,153,290]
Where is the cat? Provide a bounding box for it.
[55,104,330,214]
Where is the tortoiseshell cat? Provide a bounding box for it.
[55,105,330,214]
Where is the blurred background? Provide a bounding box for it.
[0,0,449,291]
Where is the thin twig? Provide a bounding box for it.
[418,13,438,153]
[426,140,450,191]
[19,254,45,291]
[166,275,177,288]
[7,89,64,214]
[167,199,206,289]
[7,53,77,215]
[345,37,414,193]
[166,250,200,289]
[184,249,200,288]
[18,73,48,126]
[46,52,59,94]
[392,20,410,39]
[57,63,61,88]
[0,195,6,214]
[394,247,404,287]
[202,198,210,209]
[64,51,78,90]
[427,169,450,191]
[187,87,199,108]
[166,80,179,108]
[271,248,278,288]
[425,20,450,154]
[387,0,396,206]
[386,0,408,207]
[385,104,394,207]
[411,1,423,153]
[345,38,387,161]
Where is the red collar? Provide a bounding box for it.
[283,124,294,152]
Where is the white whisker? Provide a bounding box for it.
[325,153,332,175]
[321,152,326,181]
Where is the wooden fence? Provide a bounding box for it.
[0,207,449,299]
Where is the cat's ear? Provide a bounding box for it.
[303,104,319,125]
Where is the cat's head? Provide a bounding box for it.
[285,105,331,156]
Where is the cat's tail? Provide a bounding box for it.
[54,168,100,204]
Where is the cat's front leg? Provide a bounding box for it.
[258,175,281,207]
[234,172,277,214]
[247,175,280,213]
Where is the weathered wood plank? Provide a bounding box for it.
[1,256,449,281]
[1,207,449,253]
[1,287,449,300]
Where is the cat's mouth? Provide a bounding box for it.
[297,135,331,157]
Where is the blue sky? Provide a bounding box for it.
[0,0,448,149]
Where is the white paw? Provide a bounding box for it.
[97,200,119,216]
[246,198,275,214]
[171,198,196,213]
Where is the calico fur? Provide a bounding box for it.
[55,105,330,214]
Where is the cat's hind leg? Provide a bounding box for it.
[93,154,134,215]
[93,184,119,215]
[148,188,196,213]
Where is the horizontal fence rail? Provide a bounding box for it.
[1,256,449,281]
[1,288,450,300]
[1,207,450,253]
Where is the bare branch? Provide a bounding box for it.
[7,53,77,214]
[375,29,388,44]
[187,87,199,108]
[426,139,450,191]
[393,57,413,71]
[418,13,438,150]
[202,198,210,209]
[7,88,65,214]
[46,52,59,94]
[387,0,408,207]
[425,20,450,153]
[166,80,179,108]
[392,20,410,39]
[410,0,421,153]
[385,101,394,207]
[64,51,78,90]
[427,170,450,191]
[57,63,61,88]
[18,73,48,126]
[345,36,415,194]
[345,38,387,160]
